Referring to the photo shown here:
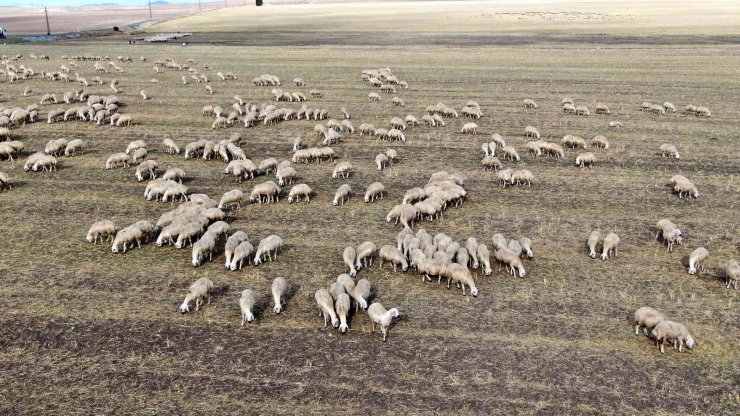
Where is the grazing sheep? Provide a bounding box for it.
[163,167,185,183]
[332,161,352,179]
[575,152,597,169]
[634,306,665,336]
[375,153,389,171]
[561,135,587,149]
[591,135,609,149]
[392,97,405,107]
[276,166,297,186]
[179,278,214,313]
[105,153,129,169]
[333,184,351,205]
[477,243,492,276]
[351,279,371,311]
[575,105,590,116]
[315,289,339,328]
[364,182,385,203]
[461,122,478,135]
[658,220,683,252]
[659,144,680,159]
[192,234,216,267]
[1,171,14,191]
[502,146,520,161]
[595,103,611,114]
[253,235,283,265]
[608,121,623,128]
[355,241,377,270]
[111,226,143,253]
[335,293,351,333]
[490,134,506,149]
[601,232,620,260]
[562,103,576,114]
[229,241,254,270]
[587,231,601,259]
[519,237,534,258]
[288,184,312,203]
[496,169,513,187]
[523,99,538,109]
[524,126,540,140]
[344,246,357,277]
[495,247,526,277]
[272,277,287,313]
[62,139,85,156]
[511,170,533,186]
[481,155,502,171]
[369,92,382,102]
[725,260,739,290]
[329,282,346,301]
[224,231,248,268]
[379,245,408,272]
[163,138,180,154]
[219,189,244,210]
[663,102,676,113]
[239,289,256,325]
[673,179,699,199]
[367,303,400,341]
[115,114,133,127]
[652,320,695,353]
[695,106,711,117]
[135,160,158,181]
[86,220,116,243]
[688,247,708,275]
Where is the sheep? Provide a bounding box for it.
[329,282,346,301]
[332,161,352,179]
[160,138,180,155]
[563,98,574,105]
[135,160,158,181]
[369,92,382,102]
[591,135,609,149]
[445,263,479,296]
[561,135,587,149]
[239,289,256,325]
[458,122,478,135]
[490,134,506,149]
[333,184,351,206]
[575,105,590,116]
[479,155,502,171]
[224,231,248,268]
[351,279,371,312]
[387,129,405,142]
[523,99,538,109]
[587,231,602,258]
[688,247,708,275]
[254,235,283,265]
[522,126,541,140]
[477,243,492,276]
[315,289,339,328]
[634,306,665,336]
[288,184,312,203]
[0,171,12,191]
[86,220,116,243]
[45,139,68,156]
[207,221,229,238]
[106,153,130,170]
[229,241,254,270]
[249,181,281,204]
[111,226,143,253]
[695,106,711,117]
[502,146,520,161]
[663,102,676,113]
[511,170,533,186]
[648,104,666,115]
[524,141,542,157]
[375,153,389,171]
[608,121,623,129]
[175,222,204,249]
[651,320,695,353]
[367,303,400,341]
[595,103,610,114]
[659,144,680,159]
[575,152,597,169]
[392,97,405,107]
[379,245,408,272]
[163,167,184,183]
[495,247,526,277]
[390,117,407,131]
[725,260,739,290]
[496,169,513,187]
[364,182,385,203]
[355,241,377,270]
[140,90,149,100]
[601,232,620,260]
[343,246,357,277]
[562,103,576,114]
[674,179,699,199]
[658,221,683,252]
[0,143,17,161]
[218,189,244,211]
[334,293,351,333]
[276,166,297,186]
[179,278,214,313]
[192,234,216,267]
[115,114,133,127]
[271,277,287,314]
[519,237,534,258]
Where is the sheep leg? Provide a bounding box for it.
[635,324,640,335]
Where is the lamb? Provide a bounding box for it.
[344,246,357,277]
[659,144,680,159]
[288,184,312,203]
[510,170,533,186]
[333,184,351,205]
[524,126,540,139]
[111,226,143,253]
[239,289,256,324]
[218,189,244,210]
[272,277,287,313]
[355,241,377,270]
[379,245,408,272]
[375,153,389,171]
[477,243,492,276]
[651,320,695,353]
[725,260,739,290]
[575,152,597,169]
[445,263,478,296]
[229,241,254,270]
[461,122,478,135]
[86,220,116,243]
[224,231,248,268]
[106,153,130,169]
[315,289,339,328]
[179,278,214,313]
[367,303,400,341]
[364,182,385,203]
[688,247,708,275]
[253,235,283,265]
[591,135,609,149]
[523,99,538,109]
[192,234,216,267]
[163,138,180,154]
[587,231,601,258]
[634,306,665,336]
[335,293,351,333]
[601,232,620,260]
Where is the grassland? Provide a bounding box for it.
[1,2,739,414]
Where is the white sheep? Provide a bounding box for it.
[461,122,478,135]
[135,160,158,181]
[219,189,244,210]
[351,278,371,312]
[192,234,216,267]
[379,245,408,272]
[272,277,287,313]
[477,243,492,276]
[336,293,351,333]
[111,226,143,253]
[355,241,377,270]
[240,289,256,324]
[344,246,357,277]
[652,320,695,353]
[524,126,540,139]
[86,220,116,243]
[725,260,739,290]
[179,278,214,313]
[229,241,254,270]
[587,231,601,258]
[444,263,478,296]
[659,144,680,159]
[163,138,180,154]
[364,182,385,202]
[333,184,351,206]
[224,231,248,268]
[288,184,312,203]
[367,303,400,341]
[601,232,620,260]
[575,152,597,169]
[634,306,665,336]
[254,235,283,265]
[315,288,339,328]
[375,153,389,171]
[688,247,708,275]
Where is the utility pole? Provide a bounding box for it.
[198,0,202,11]
[148,0,152,19]
[44,6,50,36]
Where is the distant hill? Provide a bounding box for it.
[80,2,120,6]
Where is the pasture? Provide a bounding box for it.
[0,2,739,414]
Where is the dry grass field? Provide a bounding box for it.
[0,1,739,415]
